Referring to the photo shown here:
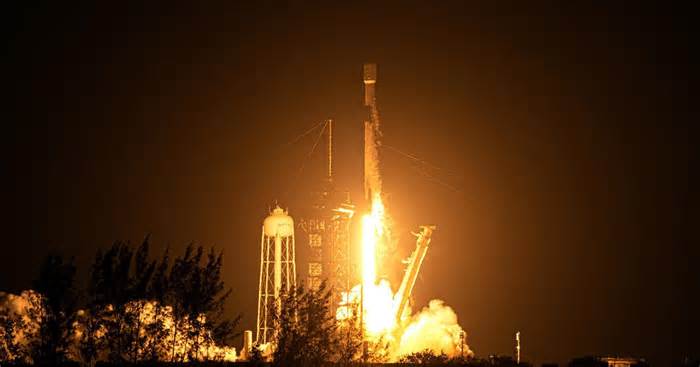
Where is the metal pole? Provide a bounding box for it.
[256,226,264,343]
[327,119,333,181]
[360,281,366,361]
[284,236,290,292]
[291,234,296,288]
[516,331,521,364]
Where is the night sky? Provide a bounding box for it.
[5,3,696,366]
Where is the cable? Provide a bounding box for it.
[412,164,461,193]
[384,144,458,177]
[384,144,462,192]
[284,120,329,198]
[282,120,326,148]
[297,120,327,178]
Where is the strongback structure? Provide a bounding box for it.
[301,196,354,297]
[394,225,436,323]
[256,206,296,345]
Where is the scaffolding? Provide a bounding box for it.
[300,119,356,307]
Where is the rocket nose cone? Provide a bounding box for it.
[363,63,377,82]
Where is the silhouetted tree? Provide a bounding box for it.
[86,239,158,363]
[399,349,450,364]
[73,307,101,367]
[124,237,156,362]
[568,356,607,367]
[143,246,171,361]
[248,343,265,366]
[271,281,359,366]
[462,358,493,367]
[192,247,239,357]
[30,254,77,365]
[364,334,391,363]
[334,301,363,364]
[8,238,240,364]
[485,355,522,367]
[87,241,134,362]
[449,352,476,366]
[75,248,110,366]
[166,244,240,361]
[166,244,200,361]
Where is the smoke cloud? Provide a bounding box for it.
[398,299,473,358]
[0,291,43,362]
[1,291,237,363]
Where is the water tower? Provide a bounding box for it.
[256,206,297,345]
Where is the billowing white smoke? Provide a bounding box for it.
[0,291,40,316]
[0,290,43,363]
[338,283,473,360]
[398,299,473,358]
[69,300,237,362]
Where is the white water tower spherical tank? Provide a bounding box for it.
[263,206,294,237]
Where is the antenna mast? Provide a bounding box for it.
[327,119,333,182]
[515,331,521,364]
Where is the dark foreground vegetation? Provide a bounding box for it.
[3,238,695,367]
[1,237,239,364]
[4,359,695,367]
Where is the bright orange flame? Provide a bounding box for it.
[359,194,399,337]
[338,192,471,360]
[361,194,384,286]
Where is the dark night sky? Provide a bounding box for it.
[4,3,696,365]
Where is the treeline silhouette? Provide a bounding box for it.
[3,239,691,367]
[1,237,239,365]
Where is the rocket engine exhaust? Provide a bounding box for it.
[347,63,473,360]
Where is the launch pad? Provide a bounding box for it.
[253,64,468,361]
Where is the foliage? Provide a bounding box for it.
[399,349,450,364]
[86,240,240,363]
[364,335,391,363]
[334,302,363,364]
[0,312,27,363]
[30,254,77,365]
[165,244,240,361]
[271,281,363,366]
[0,237,240,365]
[568,356,607,367]
[248,344,265,366]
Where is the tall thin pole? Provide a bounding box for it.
[327,119,333,182]
[256,226,264,343]
[516,331,521,364]
[360,281,365,360]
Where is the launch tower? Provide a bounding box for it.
[300,120,356,307]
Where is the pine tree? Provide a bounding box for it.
[143,246,171,361]
[166,244,240,361]
[399,349,450,364]
[125,236,156,362]
[31,254,77,365]
[86,241,135,363]
[271,281,359,366]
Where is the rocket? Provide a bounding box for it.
[363,63,381,201]
[363,63,377,107]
